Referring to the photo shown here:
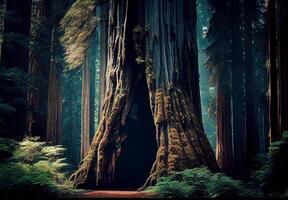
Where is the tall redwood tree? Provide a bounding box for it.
[68,0,218,190]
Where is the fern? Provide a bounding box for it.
[151,167,261,198]
[0,137,76,198]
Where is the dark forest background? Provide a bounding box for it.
[0,0,287,198]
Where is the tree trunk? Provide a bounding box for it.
[209,0,235,176]
[231,0,246,177]
[70,0,218,190]
[253,0,269,153]
[46,27,62,144]
[215,59,234,176]
[268,0,288,141]
[98,1,108,120]
[244,0,259,163]
[27,0,53,139]
[277,0,288,136]
[81,55,91,159]
[1,0,32,137]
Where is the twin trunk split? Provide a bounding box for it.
[71,0,218,190]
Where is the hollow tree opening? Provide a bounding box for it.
[112,73,157,190]
[70,0,218,190]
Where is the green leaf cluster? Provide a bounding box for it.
[150,167,261,198]
[61,0,102,69]
[251,131,288,196]
[0,137,76,198]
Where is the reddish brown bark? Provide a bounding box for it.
[215,66,234,176]
[46,27,62,144]
[27,0,53,139]
[70,0,218,190]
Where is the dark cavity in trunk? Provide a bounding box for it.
[111,73,157,190]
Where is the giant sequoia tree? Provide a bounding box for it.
[63,0,218,190]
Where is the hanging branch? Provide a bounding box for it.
[60,0,107,70]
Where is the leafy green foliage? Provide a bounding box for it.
[0,64,30,135]
[0,138,17,160]
[61,0,103,69]
[252,131,288,195]
[151,132,288,198]
[150,167,261,198]
[0,137,76,198]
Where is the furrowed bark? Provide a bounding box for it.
[70,0,218,190]
[140,0,218,189]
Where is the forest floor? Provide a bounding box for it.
[83,190,153,198]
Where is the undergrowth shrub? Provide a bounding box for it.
[0,137,76,198]
[150,131,288,198]
[149,167,261,198]
[252,131,288,196]
[0,137,17,160]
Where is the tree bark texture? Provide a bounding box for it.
[70,0,218,190]
[27,0,53,139]
[81,55,91,160]
[210,0,235,176]
[215,61,234,176]
[98,1,108,120]
[46,27,62,144]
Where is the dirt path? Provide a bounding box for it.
[83,190,153,198]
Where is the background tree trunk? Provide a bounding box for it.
[277,0,288,135]
[70,0,218,190]
[98,1,108,121]
[81,55,91,159]
[46,27,62,144]
[215,53,234,175]
[244,0,259,165]
[27,0,53,139]
[268,0,288,142]
[231,0,246,177]
[208,0,235,176]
